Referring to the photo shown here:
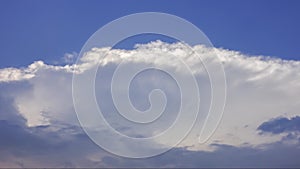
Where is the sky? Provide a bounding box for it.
[0,0,300,68]
[0,0,300,168]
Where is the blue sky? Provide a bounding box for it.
[1,0,300,68]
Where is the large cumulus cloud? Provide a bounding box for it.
[0,41,300,167]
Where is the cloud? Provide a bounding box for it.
[62,52,78,64]
[0,90,108,167]
[0,41,300,167]
[97,143,300,168]
[0,61,77,83]
[258,116,300,134]
[0,120,108,167]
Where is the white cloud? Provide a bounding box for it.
[0,41,300,152]
[62,52,78,64]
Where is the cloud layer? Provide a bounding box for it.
[0,41,300,167]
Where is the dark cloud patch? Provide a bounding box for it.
[0,119,108,167]
[0,83,29,126]
[0,86,106,167]
[98,143,300,168]
[0,96,26,126]
[258,116,300,134]
[1,115,300,167]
